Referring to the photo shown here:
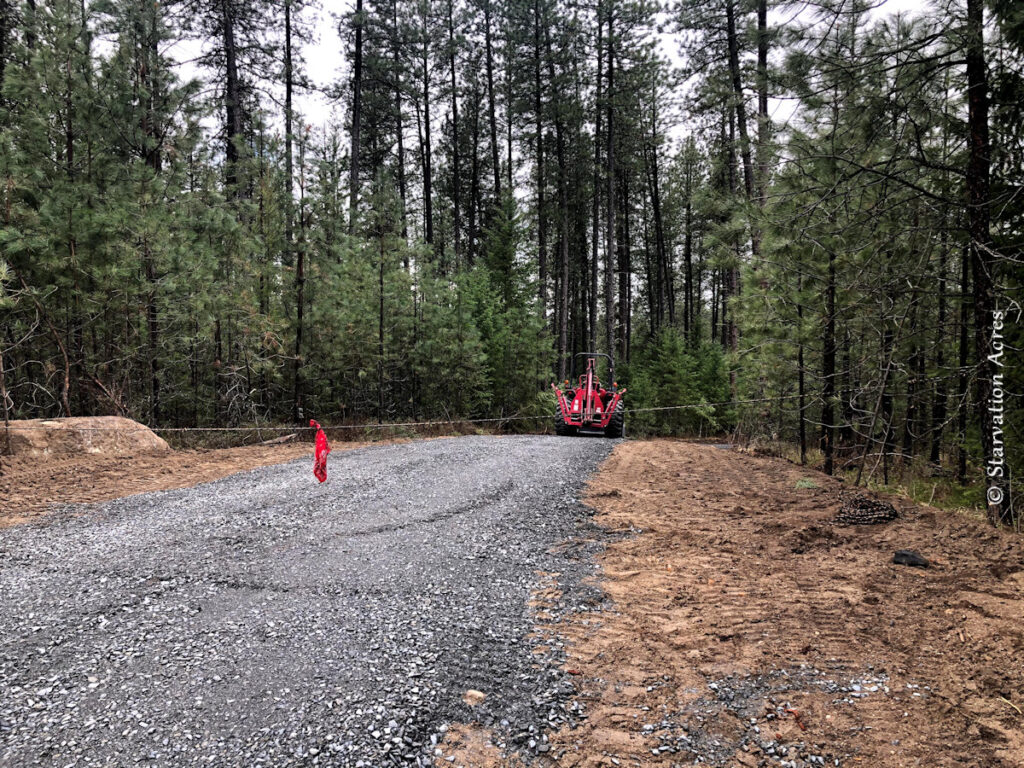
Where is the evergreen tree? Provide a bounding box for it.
[0,0,1018,523]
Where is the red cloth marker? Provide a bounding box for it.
[310,419,331,483]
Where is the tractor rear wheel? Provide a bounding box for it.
[604,401,625,438]
[555,409,577,436]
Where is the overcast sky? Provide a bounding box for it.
[169,0,933,148]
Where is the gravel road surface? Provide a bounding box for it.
[0,435,615,767]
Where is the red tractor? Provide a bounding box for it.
[552,353,625,438]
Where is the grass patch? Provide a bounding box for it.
[742,437,992,519]
[862,474,986,513]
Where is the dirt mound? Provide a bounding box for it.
[2,416,170,458]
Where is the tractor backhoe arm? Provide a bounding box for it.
[552,354,626,438]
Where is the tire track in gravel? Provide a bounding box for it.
[337,479,517,539]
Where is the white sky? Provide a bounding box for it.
[166,0,932,151]
[761,0,933,138]
[155,0,933,173]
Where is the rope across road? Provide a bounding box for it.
[0,394,807,433]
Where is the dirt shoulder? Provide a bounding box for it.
[546,439,1024,767]
[0,441,380,527]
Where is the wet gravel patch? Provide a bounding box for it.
[643,666,894,767]
[0,435,616,766]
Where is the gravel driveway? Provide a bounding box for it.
[0,435,615,767]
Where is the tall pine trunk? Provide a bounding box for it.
[142,2,162,425]
[821,247,836,476]
[957,243,970,484]
[589,5,602,354]
[377,236,385,422]
[543,23,570,379]
[393,0,408,243]
[284,0,294,260]
[618,171,631,362]
[447,0,459,261]
[421,1,434,248]
[0,0,10,90]
[648,103,670,330]
[930,245,948,465]
[285,0,303,421]
[348,0,363,234]
[965,0,1006,524]
[534,0,546,312]
[903,286,920,462]
[484,0,500,202]
[604,4,615,359]
[469,76,481,263]
[797,276,807,465]
[221,0,242,194]
[755,0,768,206]
[683,180,694,341]
[293,136,306,421]
[725,0,758,260]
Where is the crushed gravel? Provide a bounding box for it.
[0,435,615,766]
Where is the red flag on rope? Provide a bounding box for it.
[310,419,331,483]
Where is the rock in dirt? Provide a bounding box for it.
[1,416,170,457]
[893,549,929,568]
[463,689,488,707]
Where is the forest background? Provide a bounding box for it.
[0,0,1020,524]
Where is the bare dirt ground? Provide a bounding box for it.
[0,441,363,526]
[542,440,1024,768]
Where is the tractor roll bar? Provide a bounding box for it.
[570,352,614,383]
